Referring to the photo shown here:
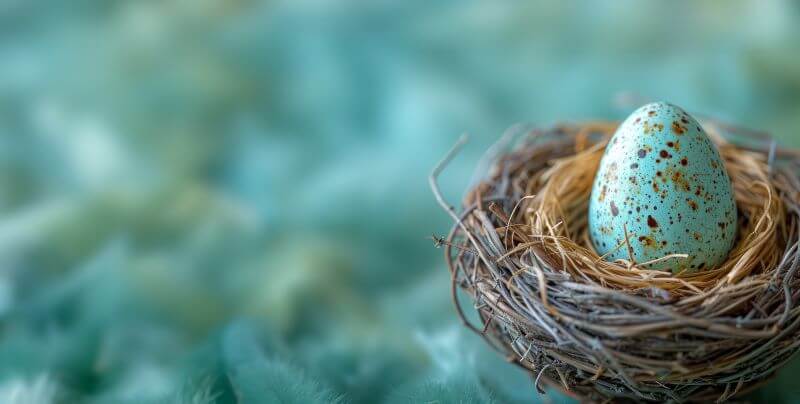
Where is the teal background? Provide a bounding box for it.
[0,1,799,403]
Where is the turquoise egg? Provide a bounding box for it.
[588,102,737,273]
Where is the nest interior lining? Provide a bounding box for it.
[432,122,800,402]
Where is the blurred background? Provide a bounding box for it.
[0,1,799,403]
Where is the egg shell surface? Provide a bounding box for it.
[588,102,737,273]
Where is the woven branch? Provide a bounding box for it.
[432,121,800,403]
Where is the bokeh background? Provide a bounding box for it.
[1,1,799,403]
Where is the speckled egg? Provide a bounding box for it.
[588,102,737,273]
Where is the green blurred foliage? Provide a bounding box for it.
[0,1,799,403]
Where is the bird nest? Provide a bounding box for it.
[430,121,800,403]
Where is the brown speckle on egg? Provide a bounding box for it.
[610,202,620,217]
[671,171,690,192]
[639,235,656,248]
[671,121,685,135]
